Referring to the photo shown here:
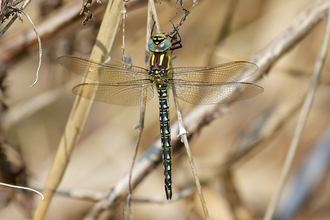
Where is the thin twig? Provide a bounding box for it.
[56,187,194,203]
[131,187,195,203]
[0,182,44,200]
[12,8,42,87]
[123,1,157,219]
[263,2,330,220]
[123,4,138,219]
[0,0,31,37]
[172,87,210,220]
[165,6,190,36]
[4,6,42,87]
[121,6,127,58]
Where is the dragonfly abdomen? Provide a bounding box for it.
[157,83,172,200]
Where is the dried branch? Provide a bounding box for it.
[55,187,194,203]
[80,0,102,25]
[9,7,43,87]
[0,0,31,37]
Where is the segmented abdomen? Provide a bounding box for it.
[157,83,172,200]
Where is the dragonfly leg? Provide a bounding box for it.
[169,21,182,51]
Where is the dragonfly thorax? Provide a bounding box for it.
[149,51,172,82]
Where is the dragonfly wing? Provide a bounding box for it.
[58,55,150,83]
[173,82,263,105]
[72,81,154,106]
[171,61,258,83]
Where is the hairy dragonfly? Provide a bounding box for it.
[58,33,263,200]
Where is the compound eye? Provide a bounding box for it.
[148,40,156,51]
[159,39,171,51]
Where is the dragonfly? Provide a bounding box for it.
[57,32,263,200]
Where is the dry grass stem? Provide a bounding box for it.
[124,1,160,218]
[172,87,210,220]
[32,0,124,219]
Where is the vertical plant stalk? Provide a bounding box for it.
[123,1,160,218]
[32,0,123,219]
[172,88,210,220]
[263,2,330,220]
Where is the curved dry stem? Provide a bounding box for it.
[0,3,42,87]
[263,1,330,220]
[32,0,124,219]
[0,182,44,200]
[13,9,42,88]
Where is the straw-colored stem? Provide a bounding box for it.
[32,1,123,219]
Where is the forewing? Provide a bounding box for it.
[58,55,149,83]
[171,61,258,83]
[173,82,263,105]
[72,81,154,106]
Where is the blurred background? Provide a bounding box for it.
[0,0,330,219]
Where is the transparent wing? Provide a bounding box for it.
[171,61,258,83]
[72,81,154,106]
[58,55,150,83]
[172,82,263,105]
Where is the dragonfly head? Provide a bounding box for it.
[148,34,171,53]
